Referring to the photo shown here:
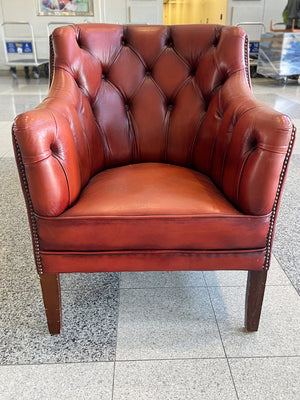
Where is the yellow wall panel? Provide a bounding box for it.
[163,0,227,25]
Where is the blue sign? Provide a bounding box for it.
[6,42,33,54]
[249,41,260,54]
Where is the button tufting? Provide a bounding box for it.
[50,143,58,156]
[102,73,107,80]
[213,37,219,47]
[190,68,197,76]
[167,39,173,47]
[168,104,173,111]
[145,70,151,77]
[121,39,127,46]
[124,104,129,111]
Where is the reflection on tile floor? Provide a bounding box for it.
[116,287,225,360]
[0,73,299,399]
[254,93,300,119]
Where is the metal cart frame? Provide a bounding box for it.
[1,21,49,79]
[236,22,266,78]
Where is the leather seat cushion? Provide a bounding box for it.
[37,163,269,252]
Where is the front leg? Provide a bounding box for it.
[39,274,62,335]
[245,270,268,332]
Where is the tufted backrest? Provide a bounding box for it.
[15,23,293,218]
[50,23,250,172]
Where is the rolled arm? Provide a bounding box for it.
[12,64,106,217]
[13,102,82,217]
[225,103,294,215]
[196,73,296,216]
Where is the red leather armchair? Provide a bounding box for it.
[12,24,295,335]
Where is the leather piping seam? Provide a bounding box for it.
[256,143,288,154]
[48,110,71,206]
[36,213,270,221]
[22,152,52,165]
[40,248,266,256]
[164,102,172,162]
[236,147,256,206]
[76,90,92,184]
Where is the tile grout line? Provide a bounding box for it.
[114,354,300,362]
[116,283,292,290]
[0,282,296,297]
[203,274,240,400]
[1,355,300,368]
[111,272,122,400]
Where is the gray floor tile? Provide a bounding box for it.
[0,287,119,365]
[272,154,300,295]
[0,158,40,291]
[120,270,205,289]
[252,78,300,102]
[61,271,119,291]
[113,359,237,400]
[229,357,300,400]
[0,361,114,400]
[289,118,300,154]
[1,149,14,158]
[0,135,13,157]
[116,287,224,360]
[209,285,300,357]
[203,254,291,287]
[0,254,40,292]
[0,121,12,149]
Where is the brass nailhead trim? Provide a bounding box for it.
[13,133,43,274]
[264,125,296,270]
[243,35,295,270]
[244,35,251,88]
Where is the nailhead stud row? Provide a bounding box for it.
[264,125,296,270]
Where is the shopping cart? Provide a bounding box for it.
[1,21,49,79]
[236,22,266,78]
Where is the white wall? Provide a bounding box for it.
[104,0,127,23]
[0,0,102,69]
[263,0,287,31]
[0,0,288,71]
[227,0,287,41]
[0,0,163,70]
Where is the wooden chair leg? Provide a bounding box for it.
[245,270,268,332]
[39,274,62,335]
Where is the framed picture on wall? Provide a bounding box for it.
[36,0,94,16]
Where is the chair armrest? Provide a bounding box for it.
[13,102,81,217]
[195,73,296,216]
[13,67,105,217]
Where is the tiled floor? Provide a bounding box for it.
[0,71,299,399]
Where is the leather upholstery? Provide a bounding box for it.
[12,24,295,276]
[36,163,269,251]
